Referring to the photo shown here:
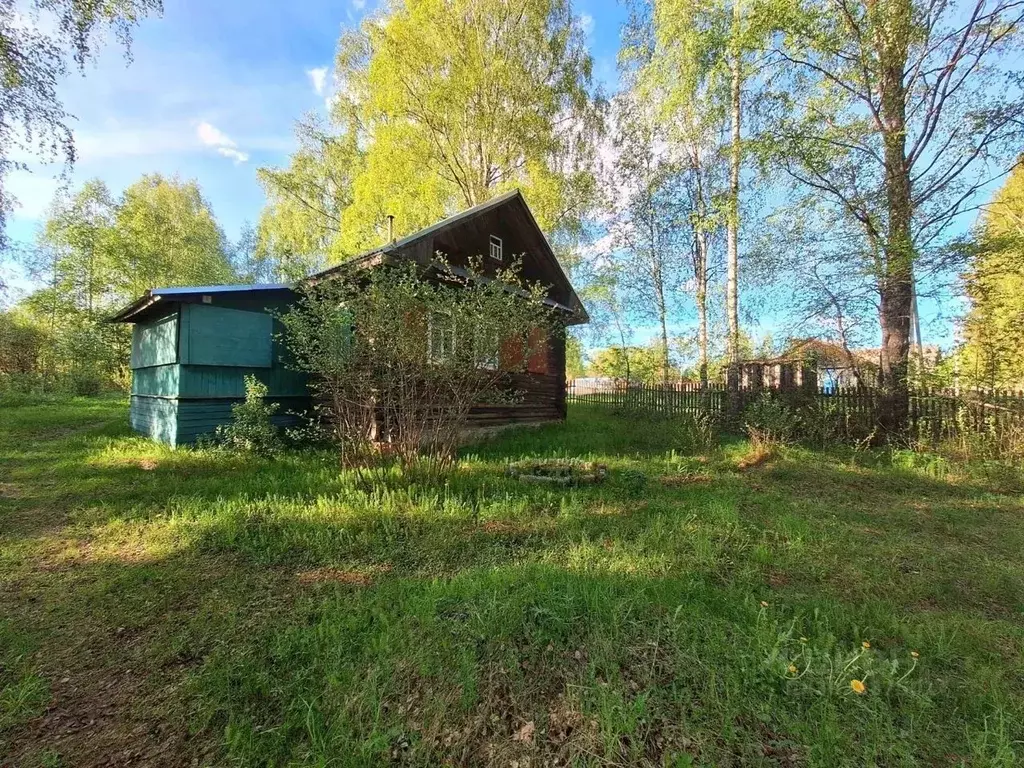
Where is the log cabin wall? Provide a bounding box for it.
[466,325,567,427]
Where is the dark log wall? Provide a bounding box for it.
[467,327,566,427]
[395,198,578,311]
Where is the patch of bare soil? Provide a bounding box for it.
[660,472,713,488]
[296,567,380,586]
[736,446,776,471]
[4,648,210,768]
[0,482,22,499]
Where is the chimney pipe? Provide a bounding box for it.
[386,214,395,244]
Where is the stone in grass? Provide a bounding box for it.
[505,458,608,486]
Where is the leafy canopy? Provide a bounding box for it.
[0,0,162,250]
[258,0,601,271]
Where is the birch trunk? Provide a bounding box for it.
[726,0,742,363]
[874,0,914,436]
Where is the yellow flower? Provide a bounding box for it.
[862,641,871,649]
[760,601,769,608]
[788,664,798,674]
[850,679,866,695]
[911,650,919,658]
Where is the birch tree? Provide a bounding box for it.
[770,0,1024,433]
[631,0,771,363]
[606,91,688,384]
[259,0,602,266]
[0,0,161,249]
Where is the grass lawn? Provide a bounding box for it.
[1,397,1023,767]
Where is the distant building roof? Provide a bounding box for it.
[751,339,880,370]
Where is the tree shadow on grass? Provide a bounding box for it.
[8,536,1022,768]
[5,403,1024,765]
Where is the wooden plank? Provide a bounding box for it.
[182,303,273,368]
[131,309,178,369]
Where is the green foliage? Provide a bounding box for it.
[5,399,1024,765]
[212,376,282,456]
[0,0,162,249]
[615,465,649,496]
[957,164,1024,389]
[256,0,601,269]
[1,174,236,394]
[112,174,234,299]
[280,259,556,473]
[744,392,799,444]
[588,343,681,384]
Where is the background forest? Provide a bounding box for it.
[0,0,1022,411]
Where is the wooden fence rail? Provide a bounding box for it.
[566,380,1024,437]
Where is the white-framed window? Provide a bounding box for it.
[489,234,503,261]
[427,312,457,363]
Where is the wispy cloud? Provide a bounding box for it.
[580,13,594,35]
[306,66,329,96]
[196,121,249,163]
[352,0,367,9]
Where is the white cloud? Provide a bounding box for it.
[580,14,594,35]
[196,120,248,164]
[216,146,250,163]
[197,121,234,148]
[353,0,367,9]
[306,66,328,96]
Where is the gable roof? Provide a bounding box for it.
[312,190,589,325]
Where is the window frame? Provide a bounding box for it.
[489,234,503,262]
[426,311,457,364]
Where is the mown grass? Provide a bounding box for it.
[1,397,1023,766]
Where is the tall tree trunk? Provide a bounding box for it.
[875,0,914,436]
[689,141,710,390]
[696,230,709,389]
[726,0,742,363]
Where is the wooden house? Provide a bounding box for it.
[110,190,588,446]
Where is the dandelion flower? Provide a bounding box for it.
[862,641,871,649]
[788,664,798,674]
[760,601,769,608]
[850,679,866,694]
[911,650,919,658]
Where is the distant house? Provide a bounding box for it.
[750,338,942,391]
[751,339,880,391]
[110,191,589,446]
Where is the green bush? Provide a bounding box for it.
[616,466,649,497]
[743,392,799,445]
[214,376,282,456]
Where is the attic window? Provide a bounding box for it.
[489,234,503,261]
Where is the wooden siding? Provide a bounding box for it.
[131,364,180,397]
[130,396,179,445]
[177,363,308,399]
[174,396,309,445]
[467,371,563,426]
[130,310,178,369]
[130,394,309,447]
[179,303,273,368]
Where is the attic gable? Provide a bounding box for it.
[313,191,588,325]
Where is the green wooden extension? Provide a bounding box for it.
[118,287,309,447]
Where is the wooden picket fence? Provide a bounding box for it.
[566,380,1024,438]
